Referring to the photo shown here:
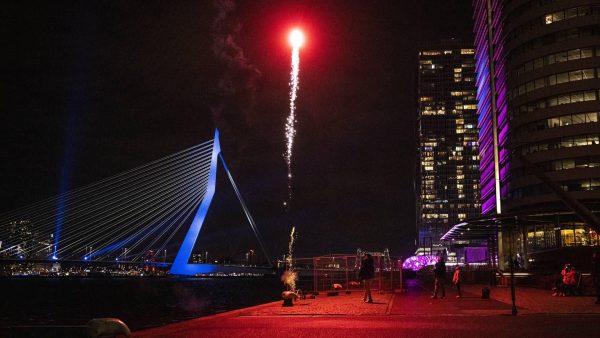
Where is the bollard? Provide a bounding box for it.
[481,287,491,299]
[86,318,131,338]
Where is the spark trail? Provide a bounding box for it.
[284,29,304,205]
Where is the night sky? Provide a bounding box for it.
[2,1,473,260]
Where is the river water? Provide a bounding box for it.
[0,276,282,331]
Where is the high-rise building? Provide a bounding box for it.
[470,0,600,268]
[8,220,34,258]
[416,39,482,257]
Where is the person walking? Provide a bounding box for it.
[593,251,600,305]
[359,253,375,303]
[431,254,446,299]
[453,265,463,298]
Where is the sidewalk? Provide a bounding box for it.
[134,280,600,337]
[238,292,393,316]
[460,283,600,314]
[390,282,513,316]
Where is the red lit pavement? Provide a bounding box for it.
[134,280,600,338]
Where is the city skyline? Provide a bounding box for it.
[2,1,600,335]
[2,1,475,259]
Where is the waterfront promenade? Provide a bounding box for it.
[135,280,600,338]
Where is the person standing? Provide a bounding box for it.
[432,254,446,299]
[453,265,463,298]
[359,253,375,303]
[516,253,524,270]
[593,251,600,305]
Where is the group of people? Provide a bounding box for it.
[431,254,463,299]
[357,250,600,305]
[358,252,463,302]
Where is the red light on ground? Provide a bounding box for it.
[288,29,305,48]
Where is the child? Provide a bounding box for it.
[453,266,463,298]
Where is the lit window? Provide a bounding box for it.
[460,49,474,55]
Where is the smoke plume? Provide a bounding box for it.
[210,0,261,164]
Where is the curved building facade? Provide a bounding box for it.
[506,0,600,214]
[472,0,600,269]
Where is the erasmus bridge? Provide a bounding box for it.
[0,130,273,275]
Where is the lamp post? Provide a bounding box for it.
[509,217,518,315]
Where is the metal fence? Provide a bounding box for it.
[309,252,404,293]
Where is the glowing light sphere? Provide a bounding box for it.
[402,255,438,271]
[288,29,305,48]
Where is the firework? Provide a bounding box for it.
[283,226,298,291]
[284,28,304,203]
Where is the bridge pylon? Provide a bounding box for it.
[170,129,271,275]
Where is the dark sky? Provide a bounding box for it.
[2,0,473,260]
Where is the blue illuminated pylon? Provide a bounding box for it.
[170,130,222,275]
[170,129,272,275]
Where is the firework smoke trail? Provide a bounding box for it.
[285,29,303,204]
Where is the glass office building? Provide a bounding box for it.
[416,39,482,257]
